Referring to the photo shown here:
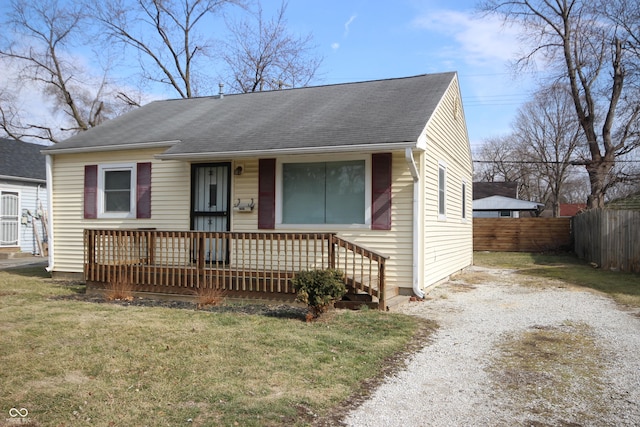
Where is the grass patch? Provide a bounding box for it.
[487,322,608,425]
[474,252,640,308]
[0,267,433,426]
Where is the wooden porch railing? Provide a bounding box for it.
[84,229,388,309]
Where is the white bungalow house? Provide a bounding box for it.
[0,138,48,257]
[41,73,473,308]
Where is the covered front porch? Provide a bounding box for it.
[84,229,389,309]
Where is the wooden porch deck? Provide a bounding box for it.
[84,229,388,309]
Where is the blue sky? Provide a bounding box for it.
[271,0,538,150]
[1,0,538,150]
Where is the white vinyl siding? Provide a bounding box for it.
[421,75,473,289]
[50,149,190,274]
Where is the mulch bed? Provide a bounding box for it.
[52,291,309,320]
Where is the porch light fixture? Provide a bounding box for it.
[233,198,254,212]
[234,165,244,175]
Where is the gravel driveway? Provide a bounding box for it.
[344,266,640,426]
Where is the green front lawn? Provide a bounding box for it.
[0,267,433,426]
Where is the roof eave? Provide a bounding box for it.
[155,141,422,161]
[41,140,180,155]
[0,174,46,184]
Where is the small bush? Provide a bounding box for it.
[105,275,134,302]
[195,286,226,309]
[292,269,347,319]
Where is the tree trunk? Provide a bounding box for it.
[585,160,614,208]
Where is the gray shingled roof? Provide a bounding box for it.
[43,73,456,156]
[473,182,518,200]
[0,138,47,181]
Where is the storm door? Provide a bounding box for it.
[0,191,19,247]
[191,163,230,262]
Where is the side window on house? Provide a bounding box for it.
[282,160,365,224]
[438,163,446,218]
[84,163,152,219]
[462,181,467,219]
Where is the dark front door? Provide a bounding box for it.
[191,163,230,262]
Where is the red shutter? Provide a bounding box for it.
[84,165,98,219]
[136,162,152,219]
[258,158,276,229]
[371,153,392,230]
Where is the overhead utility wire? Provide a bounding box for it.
[473,159,640,164]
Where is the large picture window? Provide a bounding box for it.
[281,160,365,225]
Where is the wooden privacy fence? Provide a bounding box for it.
[84,229,387,308]
[473,218,572,252]
[573,209,640,273]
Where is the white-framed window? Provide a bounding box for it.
[97,163,136,218]
[275,155,371,229]
[462,181,467,220]
[438,162,447,219]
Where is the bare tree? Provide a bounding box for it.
[481,0,640,209]
[513,84,583,216]
[220,1,322,93]
[0,0,126,142]
[474,135,532,187]
[91,0,245,98]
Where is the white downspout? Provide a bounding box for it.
[405,148,425,298]
[45,155,55,272]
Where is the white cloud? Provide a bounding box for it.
[344,15,357,36]
[331,42,340,50]
[413,10,527,68]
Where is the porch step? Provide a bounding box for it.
[334,300,379,310]
[335,291,377,310]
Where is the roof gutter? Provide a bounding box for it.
[0,174,46,184]
[405,147,424,299]
[155,141,421,161]
[41,140,180,155]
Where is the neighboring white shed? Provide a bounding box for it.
[0,138,48,256]
[473,195,543,218]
